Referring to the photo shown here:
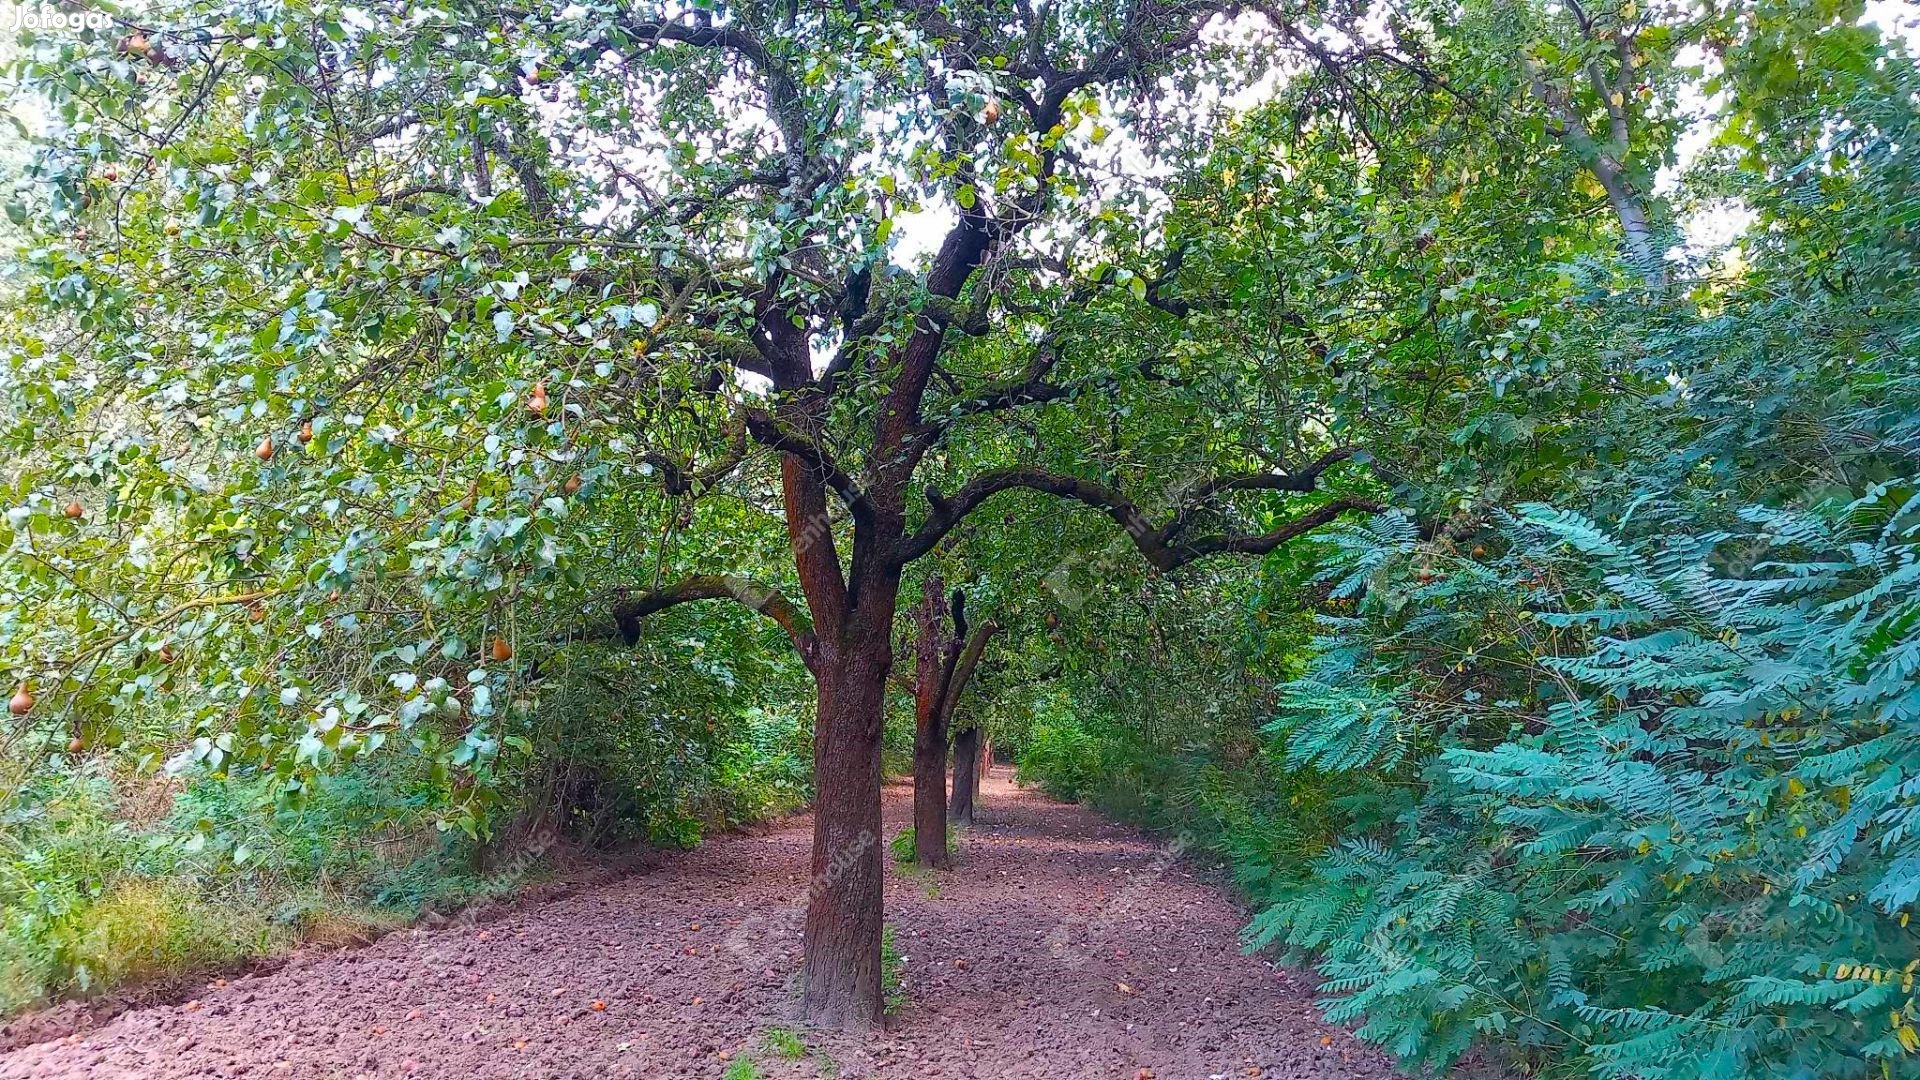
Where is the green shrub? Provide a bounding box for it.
[881,704,917,778]
[1013,698,1104,801]
[0,754,511,1012]
[0,640,823,1018]
[507,640,815,851]
[65,878,273,992]
[1,766,151,1009]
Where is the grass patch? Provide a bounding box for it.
[888,825,959,864]
[722,1059,761,1080]
[762,1026,807,1059]
[880,923,906,1015]
[66,878,275,993]
[0,762,547,1017]
[1,704,815,1020]
[4,877,413,1012]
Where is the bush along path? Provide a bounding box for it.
[0,772,1399,1080]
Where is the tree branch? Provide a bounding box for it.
[680,328,775,381]
[1520,52,1663,290]
[938,615,998,730]
[643,415,749,498]
[372,182,471,208]
[605,18,810,170]
[742,408,871,525]
[594,575,817,670]
[491,124,558,224]
[1161,447,1362,538]
[898,462,1378,571]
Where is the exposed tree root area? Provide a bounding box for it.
[1,772,1400,1079]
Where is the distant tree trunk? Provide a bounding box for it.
[910,578,957,869]
[941,617,997,826]
[978,736,991,790]
[950,725,980,825]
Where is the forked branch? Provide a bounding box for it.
[898,462,1379,571]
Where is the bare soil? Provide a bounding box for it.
[0,772,1403,1080]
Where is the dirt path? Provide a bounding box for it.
[0,773,1402,1080]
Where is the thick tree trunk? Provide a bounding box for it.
[950,724,979,826]
[799,645,889,1028]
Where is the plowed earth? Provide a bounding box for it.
[1,773,1401,1080]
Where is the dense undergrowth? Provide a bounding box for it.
[3,762,415,1013]
[0,667,828,1015]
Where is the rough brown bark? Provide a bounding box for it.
[798,636,889,1028]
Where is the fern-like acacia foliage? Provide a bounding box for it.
[1256,491,1920,1077]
